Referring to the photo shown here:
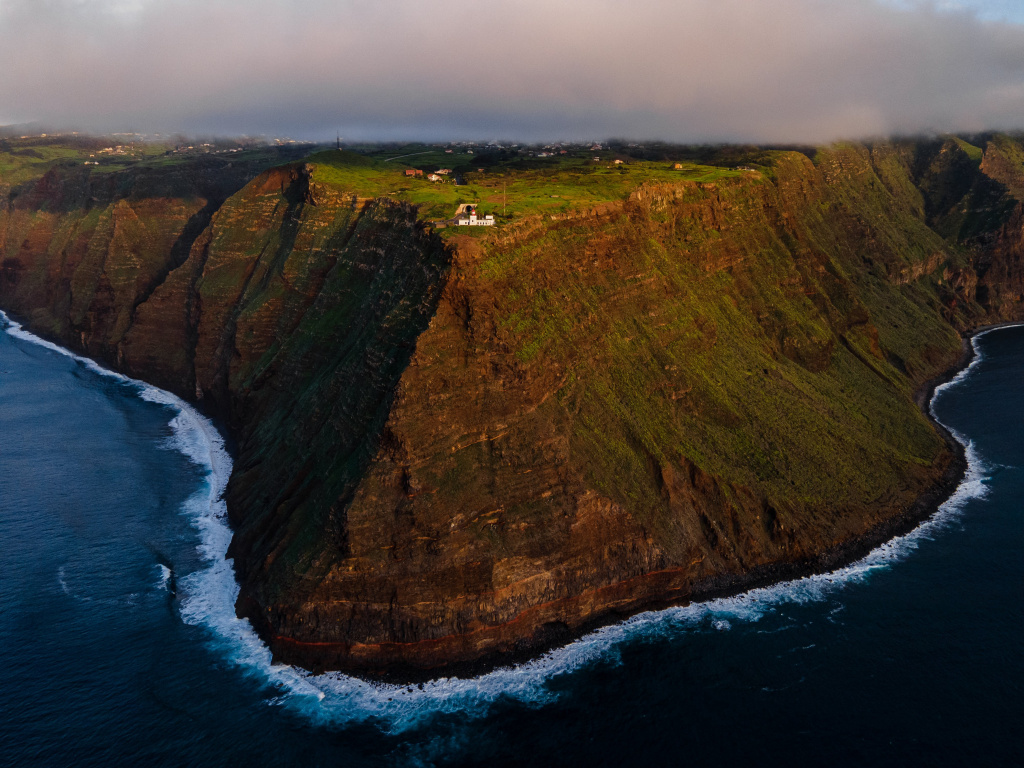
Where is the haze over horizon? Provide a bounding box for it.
[2,0,1024,144]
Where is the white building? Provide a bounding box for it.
[456,212,495,226]
[455,205,495,226]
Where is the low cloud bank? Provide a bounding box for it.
[2,0,1024,142]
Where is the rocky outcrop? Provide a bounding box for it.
[3,137,1024,678]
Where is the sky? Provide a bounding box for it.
[2,0,1024,143]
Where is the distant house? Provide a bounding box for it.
[613,159,625,165]
[404,169,423,177]
[427,173,443,182]
[436,168,452,175]
[673,163,684,170]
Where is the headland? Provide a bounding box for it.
[2,133,1023,677]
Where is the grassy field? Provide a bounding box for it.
[0,136,312,187]
[952,136,984,163]
[0,137,189,182]
[305,146,749,228]
[1,137,751,229]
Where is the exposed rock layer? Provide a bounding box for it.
[3,138,1023,676]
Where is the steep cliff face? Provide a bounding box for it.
[0,150,308,383]
[250,147,975,672]
[3,137,1023,677]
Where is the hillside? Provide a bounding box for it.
[2,135,1023,676]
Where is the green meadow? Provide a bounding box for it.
[305,146,747,226]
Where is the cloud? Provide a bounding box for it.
[1,0,1024,142]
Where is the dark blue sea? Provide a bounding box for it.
[1,310,1021,767]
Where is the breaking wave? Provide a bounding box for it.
[157,564,173,592]
[0,309,1010,734]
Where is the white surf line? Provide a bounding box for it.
[0,308,1016,733]
[0,313,304,691]
[0,310,326,700]
[930,323,1024,421]
[270,323,1014,731]
[262,326,1012,732]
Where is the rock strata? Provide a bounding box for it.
[3,137,1024,677]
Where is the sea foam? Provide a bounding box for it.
[157,564,172,592]
[0,309,1012,733]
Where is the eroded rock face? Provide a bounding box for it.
[243,151,969,674]
[3,140,1024,677]
[978,205,1024,319]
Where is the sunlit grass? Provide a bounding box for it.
[305,147,748,227]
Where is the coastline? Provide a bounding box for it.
[339,322,1005,683]
[1,303,1016,685]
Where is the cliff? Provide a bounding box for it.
[3,136,1023,677]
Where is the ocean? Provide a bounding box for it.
[1,311,1020,767]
